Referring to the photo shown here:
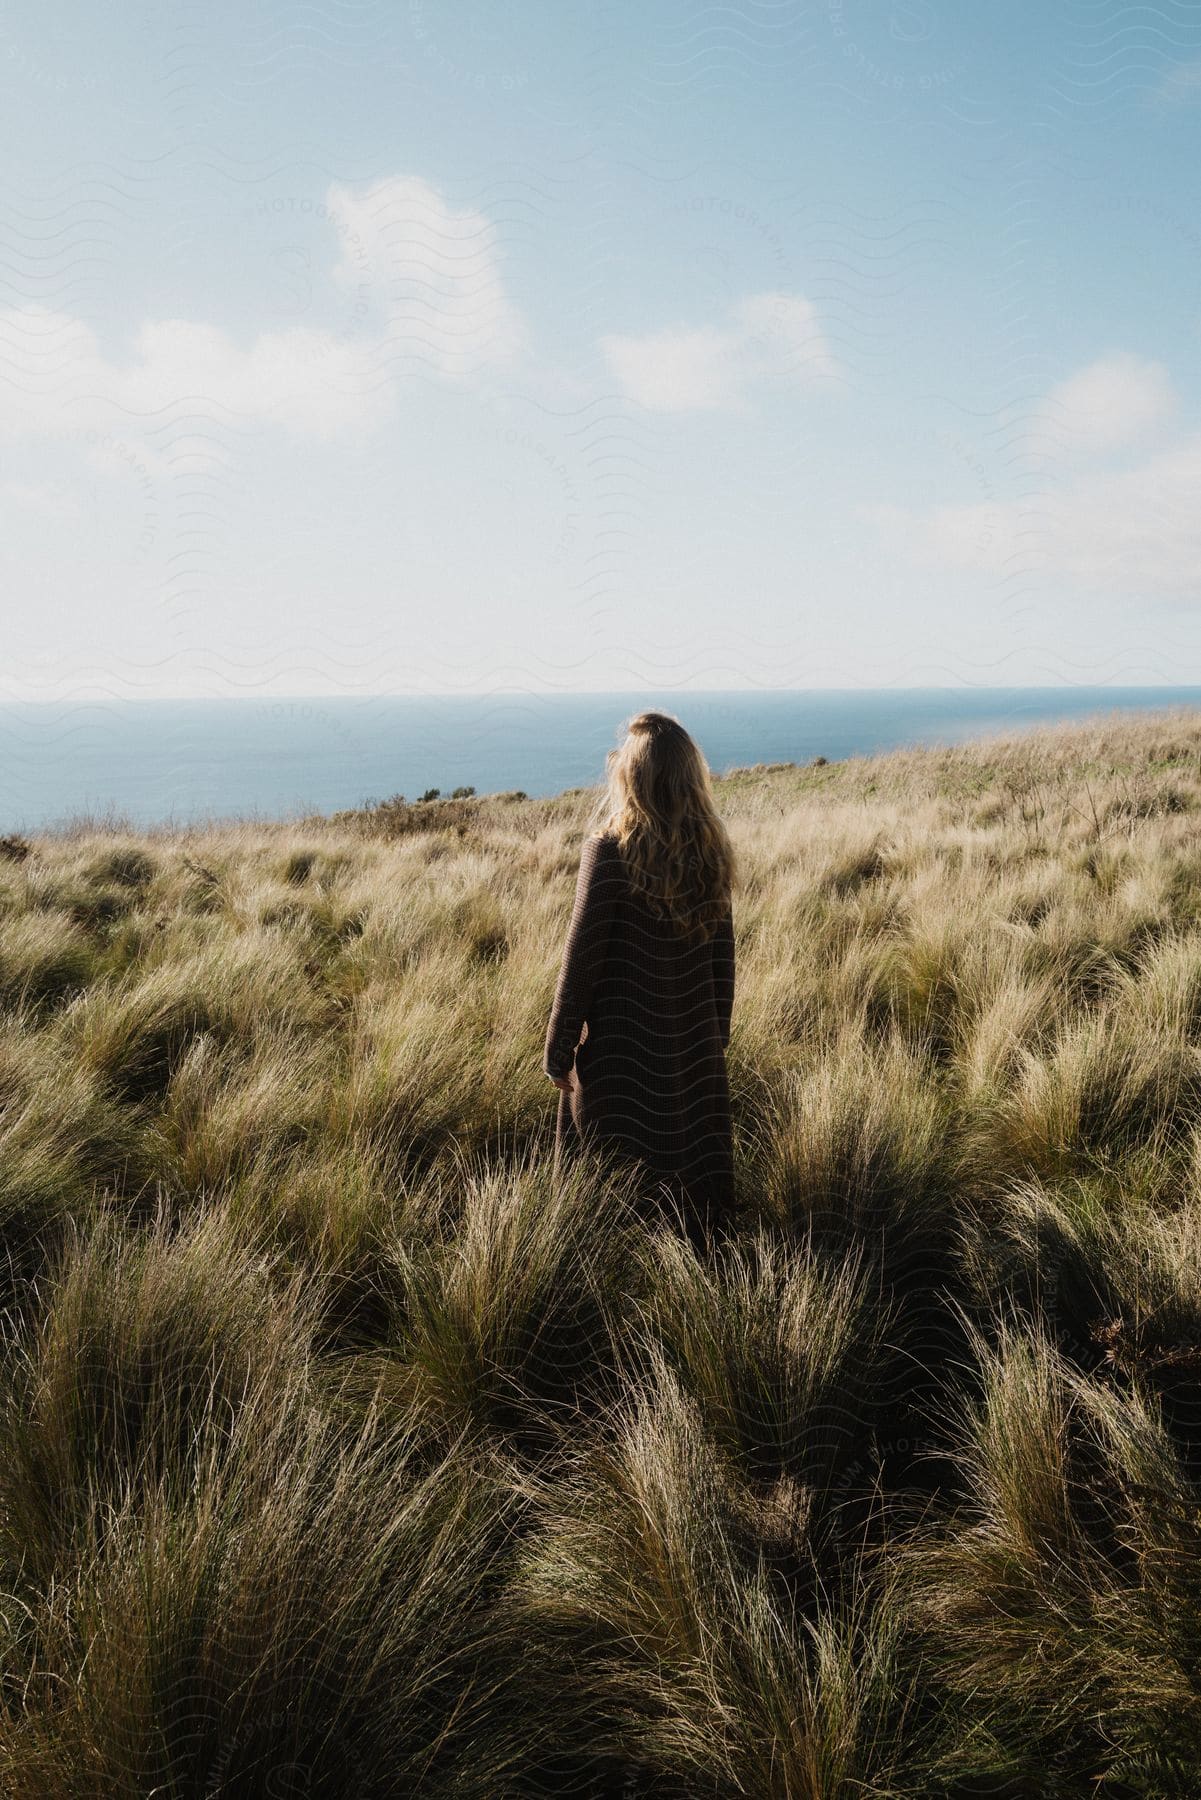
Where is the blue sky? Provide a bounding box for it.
[3,0,1201,699]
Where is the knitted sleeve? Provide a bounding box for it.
[711,905,735,1051]
[543,834,620,1079]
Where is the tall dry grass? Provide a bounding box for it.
[2,706,1201,1793]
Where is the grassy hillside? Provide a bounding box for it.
[3,707,1201,1796]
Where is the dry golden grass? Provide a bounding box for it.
[2,705,1201,1794]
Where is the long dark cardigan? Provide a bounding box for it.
[543,830,735,1228]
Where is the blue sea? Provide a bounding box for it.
[3,688,1201,833]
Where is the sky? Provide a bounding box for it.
[3,1,1201,701]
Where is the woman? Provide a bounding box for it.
[542,710,737,1245]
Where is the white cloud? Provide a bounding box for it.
[601,290,835,412]
[734,293,836,379]
[868,427,1201,600]
[1036,352,1176,457]
[325,174,525,378]
[1038,434,1201,593]
[0,303,395,450]
[1153,58,1201,106]
[126,316,395,433]
[602,326,745,411]
[865,352,1201,601]
[0,175,524,470]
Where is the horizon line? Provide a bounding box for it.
[6,682,1201,707]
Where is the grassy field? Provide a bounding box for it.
[3,708,1201,1797]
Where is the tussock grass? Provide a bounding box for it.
[0,1019,143,1307]
[0,912,95,1015]
[0,1201,317,1580]
[631,1226,887,1495]
[902,1321,1201,1794]
[358,1148,647,1454]
[4,705,1201,1791]
[1,1385,520,1798]
[514,1365,937,1797]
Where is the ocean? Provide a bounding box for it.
[3,687,1201,833]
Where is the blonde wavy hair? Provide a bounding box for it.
[588,710,737,944]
